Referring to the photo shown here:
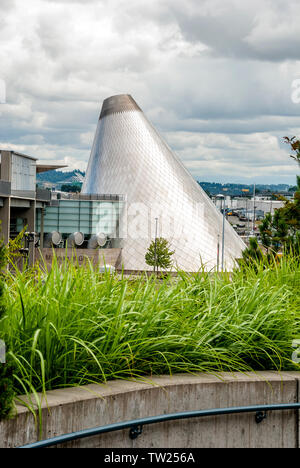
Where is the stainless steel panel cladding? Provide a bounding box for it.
[82,94,245,271]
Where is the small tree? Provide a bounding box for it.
[241,237,264,266]
[145,238,174,274]
[279,176,300,234]
[272,210,289,250]
[259,213,272,253]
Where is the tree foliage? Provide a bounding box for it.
[0,237,14,420]
[241,237,264,266]
[61,183,82,193]
[145,238,175,272]
[283,136,300,166]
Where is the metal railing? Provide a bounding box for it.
[19,402,300,448]
[67,193,126,201]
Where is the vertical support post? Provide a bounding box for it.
[40,206,45,249]
[245,197,248,235]
[0,151,12,246]
[252,184,256,234]
[154,217,158,274]
[221,198,225,272]
[0,197,10,245]
[217,234,220,273]
[27,201,36,266]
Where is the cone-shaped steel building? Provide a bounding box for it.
[82,94,245,271]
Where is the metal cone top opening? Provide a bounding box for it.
[99,94,142,120]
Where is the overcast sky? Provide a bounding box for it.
[1,0,300,184]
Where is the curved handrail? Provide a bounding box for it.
[19,402,300,448]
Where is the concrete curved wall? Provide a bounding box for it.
[1,371,299,448]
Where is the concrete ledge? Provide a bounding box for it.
[1,371,299,448]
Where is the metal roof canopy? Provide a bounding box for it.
[36,164,68,174]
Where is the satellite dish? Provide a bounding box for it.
[88,233,107,249]
[68,232,85,247]
[97,233,107,247]
[49,231,62,246]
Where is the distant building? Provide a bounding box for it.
[0,150,124,268]
[0,150,55,259]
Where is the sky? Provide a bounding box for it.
[0,0,300,185]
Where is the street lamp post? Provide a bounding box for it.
[216,194,225,272]
[153,217,158,274]
[245,197,248,234]
[217,234,220,272]
[252,184,256,234]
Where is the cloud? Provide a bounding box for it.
[0,0,299,184]
[164,131,297,184]
[168,0,300,62]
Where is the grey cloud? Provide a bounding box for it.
[45,0,103,3]
[0,0,299,184]
[167,0,300,62]
[0,0,16,11]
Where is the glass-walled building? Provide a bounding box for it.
[35,194,124,248]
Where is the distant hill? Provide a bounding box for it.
[36,170,294,195]
[37,170,85,188]
[198,181,293,197]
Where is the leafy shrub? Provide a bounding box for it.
[0,239,15,420]
[0,362,14,420]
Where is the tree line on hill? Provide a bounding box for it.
[37,169,295,197]
[37,169,85,183]
[198,181,294,198]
